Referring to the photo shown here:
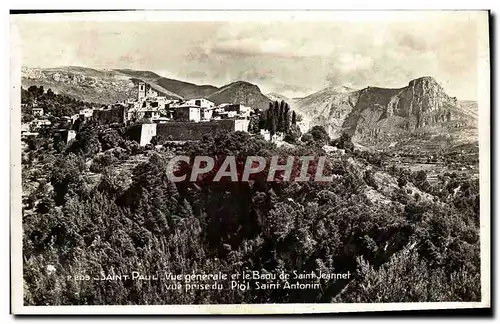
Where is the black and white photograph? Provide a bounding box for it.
[9,10,491,314]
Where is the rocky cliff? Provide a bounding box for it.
[294,76,477,143]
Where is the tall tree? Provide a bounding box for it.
[272,101,280,135]
[278,105,285,132]
[270,110,276,136]
[284,103,291,132]
[266,104,273,132]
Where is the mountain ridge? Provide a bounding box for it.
[206,81,271,110]
[294,76,477,145]
[21,66,273,108]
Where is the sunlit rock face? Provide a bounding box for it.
[294,76,475,144]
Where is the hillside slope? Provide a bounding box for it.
[22,67,270,106]
[114,69,220,99]
[266,93,295,105]
[207,81,271,111]
[113,69,162,81]
[127,77,183,100]
[22,67,138,104]
[154,77,219,100]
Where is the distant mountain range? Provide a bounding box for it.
[21,66,271,110]
[21,66,478,146]
[266,93,294,104]
[22,66,138,104]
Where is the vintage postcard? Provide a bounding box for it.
[10,10,491,314]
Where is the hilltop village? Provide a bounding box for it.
[21,81,296,147]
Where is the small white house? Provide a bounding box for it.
[260,129,285,142]
[234,119,250,132]
[32,107,44,117]
[30,119,51,131]
[185,98,215,109]
[79,108,94,118]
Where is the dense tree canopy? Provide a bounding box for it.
[22,120,481,305]
[21,86,98,119]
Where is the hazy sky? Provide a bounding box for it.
[12,11,485,100]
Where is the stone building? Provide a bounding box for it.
[184,98,215,109]
[79,107,94,118]
[93,104,127,125]
[127,119,250,145]
[173,105,201,122]
[138,81,160,101]
[53,129,77,144]
[223,104,252,119]
[32,106,44,117]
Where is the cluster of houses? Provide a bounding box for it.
[24,81,255,129]
[22,80,321,151]
[125,82,253,124]
[22,81,257,145]
[21,80,314,148]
